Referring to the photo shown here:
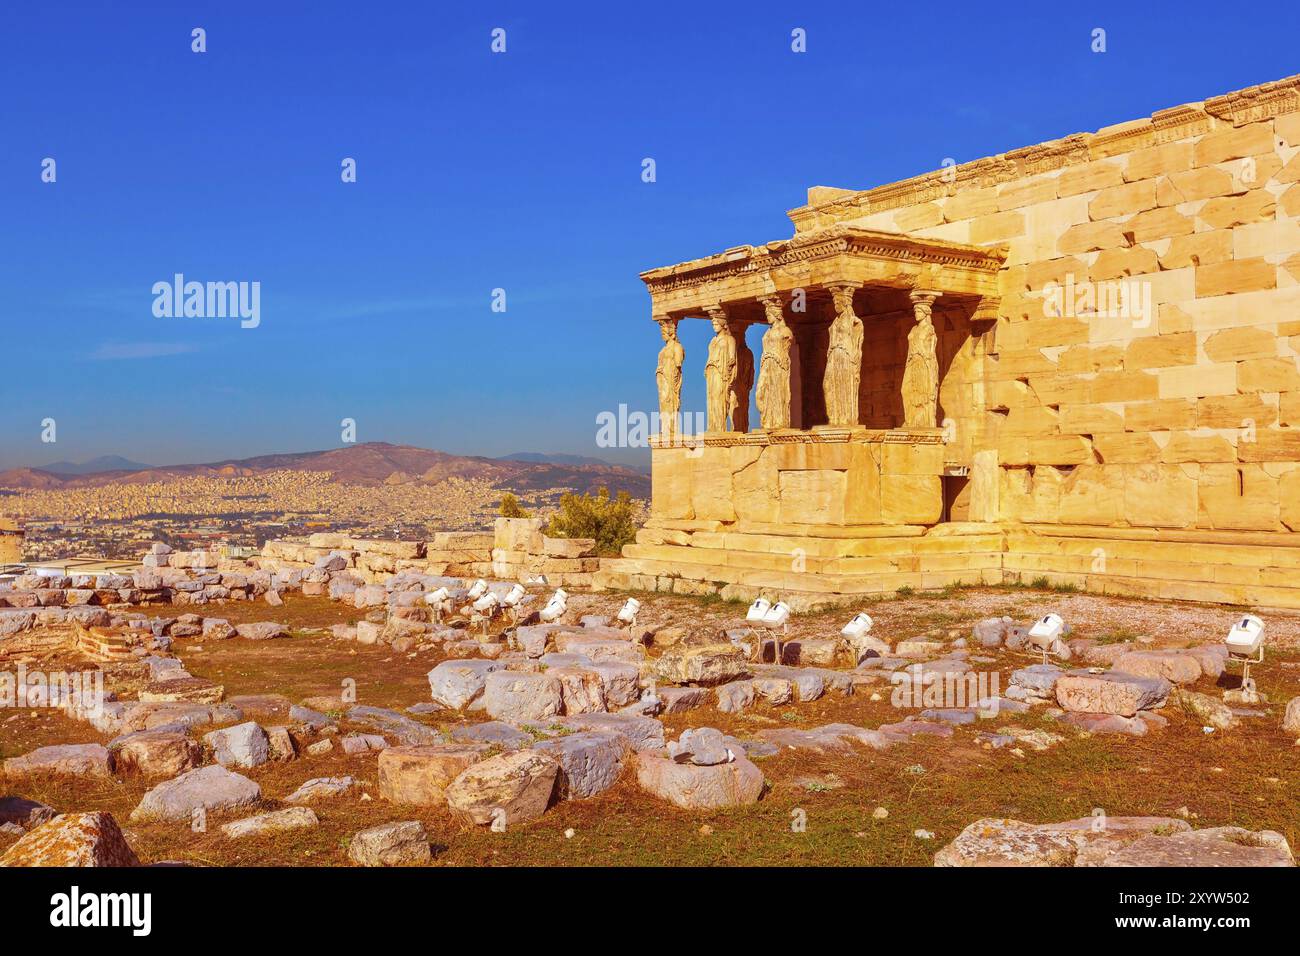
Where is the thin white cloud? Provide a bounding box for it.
[88,342,200,360]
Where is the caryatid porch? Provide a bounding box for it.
[645,226,1005,527]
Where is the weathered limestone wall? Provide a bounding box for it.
[793,75,1300,537]
[490,517,599,586]
[0,518,23,565]
[650,436,943,528]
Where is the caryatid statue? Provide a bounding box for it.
[902,291,941,428]
[822,283,864,427]
[755,295,793,430]
[703,305,738,432]
[654,316,684,440]
[730,318,754,433]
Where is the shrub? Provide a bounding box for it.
[498,493,529,518]
[546,486,637,556]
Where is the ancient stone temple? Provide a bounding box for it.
[597,73,1300,610]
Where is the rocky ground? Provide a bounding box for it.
[3,578,1300,867]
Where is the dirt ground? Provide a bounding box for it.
[3,585,1299,866]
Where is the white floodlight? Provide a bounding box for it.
[841,612,873,639]
[762,600,791,632]
[539,588,568,623]
[617,597,641,628]
[1225,613,1265,701]
[466,579,488,601]
[501,583,526,607]
[1027,613,1066,664]
[746,597,772,623]
[424,586,451,623]
[473,591,500,614]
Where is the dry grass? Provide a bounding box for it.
[3,587,1300,866]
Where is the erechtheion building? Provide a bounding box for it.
[597,73,1300,610]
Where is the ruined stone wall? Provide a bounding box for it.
[0,518,23,565]
[796,76,1300,535]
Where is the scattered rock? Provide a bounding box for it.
[234,622,289,640]
[378,744,487,806]
[445,750,561,826]
[284,776,356,804]
[483,671,563,723]
[1055,670,1170,716]
[0,812,139,867]
[1172,689,1237,730]
[3,744,113,780]
[221,807,318,839]
[348,821,431,866]
[130,765,262,822]
[111,730,203,778]
[534,730,630,799]
[654,644,748,686]
[203,721,270,769]
[634,752,764,809]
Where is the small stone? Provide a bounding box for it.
[284,776,357,803]
[348,821,430,866]
[203,721,270,769]
[445,750,561,826]
[873,807,889,820]
[221,807,318,839]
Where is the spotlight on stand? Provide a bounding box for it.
[471,590,500,636]
[465,579,488,601]
[539,588,568,623]
[746,597,772,624]
[1027,613,1067,665]
[761,599,792,664]
[1225,613,1266,703]
[424,586,451,624]
[617,597,641,630]
[500,583,526,625]
[840,612,873,639]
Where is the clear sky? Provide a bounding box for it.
[3,0,1298,469]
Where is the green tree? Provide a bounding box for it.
[498,492,529,518]
[546,486,637,556]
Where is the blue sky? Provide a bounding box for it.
[2,0,1298,469]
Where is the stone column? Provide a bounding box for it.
[654,315,684,441]
[730,318,754,433]
[703,304,738,433]
[822,282,864,427]
[755,295,793,430]
[902,291,941,428]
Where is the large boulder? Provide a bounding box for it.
[3,743,113,780]
[111,730,204,778]
[203,721,270,769]
[654,644,747,686]
[935,816,1293,867]
[0,797,55,830]
[557,712,666,752]
[378,744,487,806]
[1055,670,1171,716]
[634,752,764,809]
[588,660,641,707]
[1113,650,1204,685]
[426,659,502,710]
[483,671,563,723]
[0,812,139,867]
[445,750,560,826]
[534,730,630,799]
[130,765,262,822]
[936,817,1165,867]
[347,821,431,866]
[548,667,606,715]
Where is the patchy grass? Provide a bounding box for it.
[3,588,1300,866]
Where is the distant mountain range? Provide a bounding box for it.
[0,442,650,497]
[41,455,154,475]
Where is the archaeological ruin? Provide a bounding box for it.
[598,73,1300,611]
